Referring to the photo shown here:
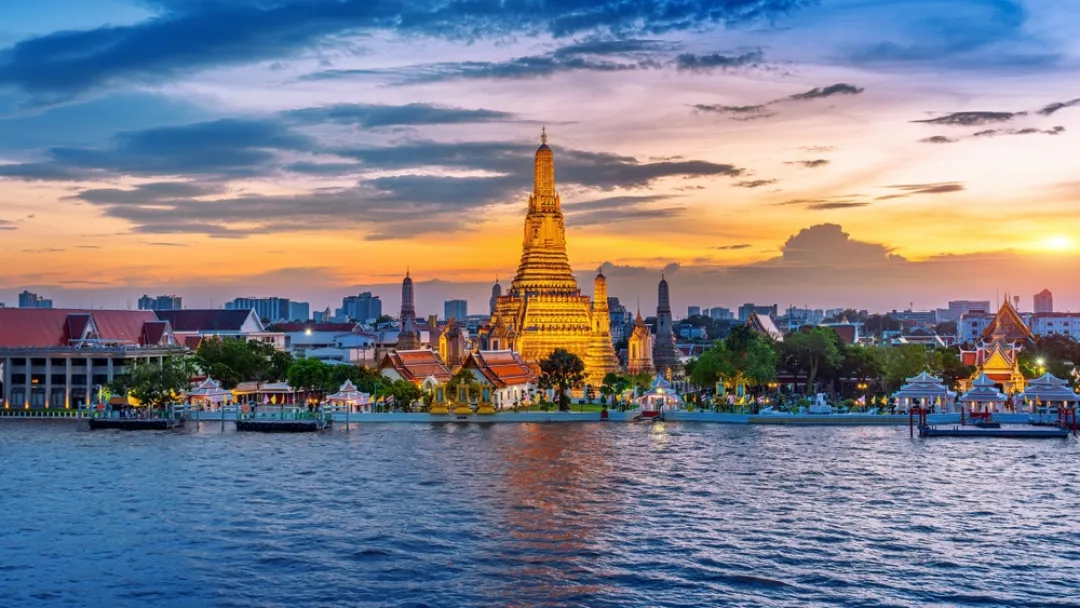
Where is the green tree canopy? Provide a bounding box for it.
[882,344,931,390]
[109,356,194,410]
[539,348,586,411]
[194,337,286,389]
[779,327,842,393]
[286,357,334,395]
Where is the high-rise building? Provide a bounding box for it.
[18,290,53,309]
[444,299,468,321]
[709,307,733,321]
[137,294,182,310]
[688,306,701,317]
[486,129,618,385]
[225,297,291,323]
[738,303,777,322]
[942,300,991,322]
[397,271,421,350]
[608,297,632,342]
[289,301,310,321]
[341,292,382,323]
[653,275,679,376]
[1034,289,1053,314]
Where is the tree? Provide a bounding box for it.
[839,345,884,385]
[287,357,333,397]
[329,364,382,393]
[539,348,586,411]
[110,356,194,410]
[930,347,973,389]
[720,325,778,390]
[194,337,268,388]
[447,367,482,404]
[780,327,842,394]
[882,344,930,390]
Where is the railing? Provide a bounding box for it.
[0,409,81,418]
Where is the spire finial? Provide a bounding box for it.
[541,126,547,145]
[406,266,410,278]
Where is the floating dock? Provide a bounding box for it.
[919,425,1070,439]
[87,418,184,431]
[235,419,328,433]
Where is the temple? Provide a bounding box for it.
[652,274,679,376]
[397,270,421,350]
[959,297,1033,393]
[487,130,619,385]
[626,309,655,375]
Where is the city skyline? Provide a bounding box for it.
[2,1,1079,310]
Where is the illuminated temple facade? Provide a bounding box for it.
[959,297,1033,393]
[488,130,620,385]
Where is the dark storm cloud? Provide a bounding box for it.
[912,111,1019,126]
[785,159,830,168]
[1037,98,1080,116]
[674,49,764,71]
[694,83,863,120]
[919,135,957,144]
[282,103,517,127]
[0,0,809,99]
[733,179,778,188]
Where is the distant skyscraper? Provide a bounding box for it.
[138,294,182,310]
[226,297,291,322]
[18,290,53,309]
[341,292,382,323]
[289,301,310,321]
[688,306,701,317]
[444,299,468,321]
[708,307,733,321]
[397,271,421,350]
[1034,289,1053,314]
[653,274,678,376]
[738,303,777,322]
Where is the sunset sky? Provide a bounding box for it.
[1,0,1078,316]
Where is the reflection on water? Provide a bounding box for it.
[1,421,1078,607]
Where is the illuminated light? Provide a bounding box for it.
[1036,358,1046,367]
[1041,235,1074,251]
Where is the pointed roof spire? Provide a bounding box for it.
[541,126,547,145]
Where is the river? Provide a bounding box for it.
[1,421,1077,607]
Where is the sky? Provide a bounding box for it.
[1,0,1079,316]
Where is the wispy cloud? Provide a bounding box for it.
[695,82,864,120]
[785,159,830,168]
[733,179,778,188]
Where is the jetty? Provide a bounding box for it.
[235,407,331,433]
[911,407,1077,439]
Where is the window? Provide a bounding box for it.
[50,358,66,367]
[11,374,26,384]
[91,374,109,386]
[71,374,87,386]
[51,374,66,385]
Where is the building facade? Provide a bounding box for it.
[225,297,291,323]
[487,129,619,385]
[626,310,654,375]
[653,275,679,376]
[444,299,468,322]
[18,291,53,309]
[340,292,382,323]
[0,309,180,409]
[138,295,183,311]
[1034,289,1053,314]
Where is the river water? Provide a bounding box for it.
[1,421,1078,607]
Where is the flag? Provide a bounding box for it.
[857,395,866,405]
[263,395,270,405]
[385,394,395,405]
[935,396,942,406]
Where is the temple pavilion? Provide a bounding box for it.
[1019,373,1080,411]
[487,129,620,385]
[959,298,1033,394]
[893,371,951,411]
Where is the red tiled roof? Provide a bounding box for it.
[379,349,452,383]
[155,309,257,332]
[184,335,204,350]
[0,309,159,349]
[465,350,536,389]
[141,321,171,346]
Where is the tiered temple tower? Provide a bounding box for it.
[626,309,655,375]
[397,270,421,350]
[489,278,501,316]
[653,274,679,376]
[489,129,619,385]
[586,271,622,381]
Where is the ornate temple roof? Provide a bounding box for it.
[1020,373,1080,403]
[746,312,784,342]
[961,373,1007,402]
[980,298,1034,342]
[380,349,452,384]
[465,350,537,389]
